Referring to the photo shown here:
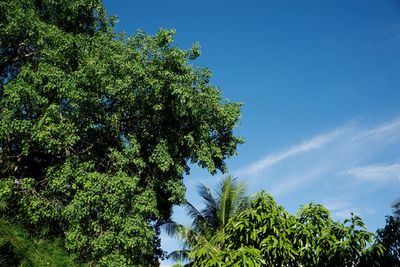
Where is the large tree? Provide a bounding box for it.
[0,219,78,266]
[0,0,242,265]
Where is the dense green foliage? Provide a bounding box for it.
[360,216,400,267]
[375,216,400,266]
[0,219,79,266]
[165,176,248,263]
[189,192,375,267]
[0,0,242,265]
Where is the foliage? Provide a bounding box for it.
[360,216,400,267]
[0,0,242,265]
[189,192,375,267]
[376,216,400,266]
[165,176,248,264]
[0,218,79,266]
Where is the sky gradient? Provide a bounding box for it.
[103,1,400,265]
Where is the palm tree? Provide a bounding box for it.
[164,175,249,264]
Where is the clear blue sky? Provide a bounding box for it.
[104,0,400,265]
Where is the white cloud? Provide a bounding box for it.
[354,117,400,140]
[177,116,400,252]
[341,163,400,183]
[333,209,362,220]
[323,199,351,212]
[269,163,329,196]
[234,128,344,176]
[226,116,400,234]
[235,117,400,190]
[323,198,358,219]
[322,198,376,220]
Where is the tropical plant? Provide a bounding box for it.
[165,176,248,264]
[190,191,376,267]
[360,215,400,267]
[376,216,400,266]
[0,0,242,265]
[0,218,79,266]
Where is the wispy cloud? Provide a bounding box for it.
[341,163,400,183]
[229,116,400,229]
[353,117,400,140]
[234,128,344,176]
[269,163,329,197]
[179,116,400,242]
[236,117,400,187]
[323,198,351,212]
[333,209,362,220]
[322,198,375,220]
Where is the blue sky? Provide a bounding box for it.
[103,0,400,265]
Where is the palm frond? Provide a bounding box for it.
[217,176,233,229]
[167,249,191,262]
[162,220,183,238]
[168,175,249,266]
[197,184,218,230]
[184,201,205,228]
[230,179,248,212]
[215,176,248,230]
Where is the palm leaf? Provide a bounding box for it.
[197,184,218,231]
[167,249,191,262]
[184,201,205,228]
[167,175,249,266]
[215,176,248,230]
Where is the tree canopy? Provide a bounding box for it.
[0,218,79,266]
[375,216,400,266]
[0,0,242,265]
[360,216,400,267]
[189,192,376,267]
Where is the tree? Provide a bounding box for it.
[376,216,400,266]
[190,192,375,267]
[166,176,248,264]
[360,216,400,267]
[0,219,79,266]
[0,0,242,265]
